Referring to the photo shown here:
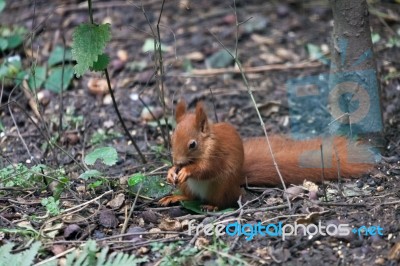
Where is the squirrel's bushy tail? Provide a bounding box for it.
[242,136,378,186]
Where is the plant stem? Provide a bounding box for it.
[88,0,94,24]
[86,0,147,164]
[104,69,147,163]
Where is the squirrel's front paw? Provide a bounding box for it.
[166,166,179,184]
[176,167,190,184]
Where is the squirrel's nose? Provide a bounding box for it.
[174,159,188,167]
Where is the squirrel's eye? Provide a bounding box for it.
[188,140,197,150]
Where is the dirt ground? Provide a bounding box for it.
[0,0,400,265]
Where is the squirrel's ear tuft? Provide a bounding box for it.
[175,99,187,123]
[195,102,209,133]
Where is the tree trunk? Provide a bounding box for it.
[328,0,383,141]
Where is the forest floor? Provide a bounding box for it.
[0,0,400,265]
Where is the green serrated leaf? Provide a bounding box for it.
[128,173,145,187]
[80,169,103,180]
[44,65,74,93]
[28,66,46,90]
[72,23,111,77]
[91,53,110,71]
[48,45,73,67]
[84,147,118,166]
[129,175,170,198]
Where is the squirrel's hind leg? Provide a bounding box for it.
[158,194,191,206]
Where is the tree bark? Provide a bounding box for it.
[328,0,383,140]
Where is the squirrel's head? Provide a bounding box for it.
[171,99,211,167]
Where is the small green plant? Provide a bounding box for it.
[150,241,198,265]
[0,22,74,92]
[0,25,26,52]
[26,46,75,92]
[0,164,69,199]
[0,240,148,266]
[0,241,41,266]
[41,196,61,216]
[0,163,45,188]
[89,129,121,145]
[80,147,118,189]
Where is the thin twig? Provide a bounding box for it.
[7,86,34,161]
[320,144,328,202]
[120,182,143,237]
[59,34,66,137]
[34,247,76,266]
[180,61,322,76]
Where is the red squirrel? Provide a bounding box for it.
[158,100,376,210]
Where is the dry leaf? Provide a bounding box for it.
[51,245,67,255]
[158,218,181,231]
[185,51,204,61]
[64,224,82,239]
[388,242,400,261]
[99,209,119,228]
[195,237,209,248]
[107,193,125,209]
[284,186,305,200]
[296,212,321,225]
[303,180,319,192]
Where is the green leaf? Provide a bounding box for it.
[141,38,169,53]
[306,43,329,64]
[127,173,145,186]
[0,0,5,13]
[6,34,23,49]
[129,175,170,198]
[28,66,46,90]
[371,33,381,44]
[91,53,110,71]
[0,37,7,51]
[48,45,73,67]
[181,200,235,214]
[0,56,22,82]
[72,23,111,77]
[88,179,104,189]
[80,169,103,180]
[41,196,61,216]
[205,49,233,69]
[44,65,74,93]
[84,147,118,166]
